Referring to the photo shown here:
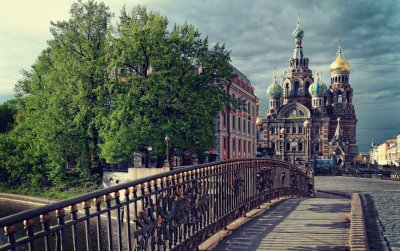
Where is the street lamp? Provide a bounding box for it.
[291,141,298,165]
[280,128,285,161]
[303,120,312,175]
[147,146,152,168]
[164,135,170,169]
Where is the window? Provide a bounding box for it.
[270,127,275,134]
[315,126,320,134]
[248,121,251,134]
[271,142,276,151]
[248,141,251,154]
[286,126,291,134]
[299,142,303,151]
[233,115,236,129]
[244,140,246,152]
[299,127,303,134]
[285,83,289,97]
[233,138,236,150]
[243,119,246,133]
[223,137,226,150]
[338,93,343,103]
[286,142,291,151]
[223,112,226,127]
[315,143,320,152]
[238,118,241,132]
[292,127,297,134]
[294,82,300,96]
[238,139,241,151]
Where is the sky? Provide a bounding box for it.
[0,0,399,152]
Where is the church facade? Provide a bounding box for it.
[258,20,358,167]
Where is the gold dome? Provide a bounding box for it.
[256,117,263,126]
[330,48,350,72]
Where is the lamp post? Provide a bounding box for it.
[291,141,298,165]
[164,136,170,169]
[256,117,263,156]
[146,146,152,168]
[280,128,286,161]
[303,120,312,175]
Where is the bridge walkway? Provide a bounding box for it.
[216,192,350,250]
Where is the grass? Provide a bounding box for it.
[0,183,103,200]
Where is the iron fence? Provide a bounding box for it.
[0,158,313,251]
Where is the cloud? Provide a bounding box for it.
[0,0,399,152]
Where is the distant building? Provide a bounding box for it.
[210,67,259,161]
[258,19,358,167]
[371,138,398,166]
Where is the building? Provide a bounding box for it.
[210,67,259,161]
[258,19,358,167]
[370,136,399,167]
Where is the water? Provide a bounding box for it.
[315,176,400,250]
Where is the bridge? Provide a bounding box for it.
[0,158,367,251]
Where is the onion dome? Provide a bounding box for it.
[256,117,263,127]
[308,72,327,97]
[330,45,350,72]
[303,120,311,129]
[266,73,283,99]
[293,20,304,39]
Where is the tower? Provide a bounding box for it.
[266,68,283,115]
[309,71,327,108]
[328,41,358,165]
[283,19,313,106]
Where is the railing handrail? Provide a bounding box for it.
[0,158,308,228]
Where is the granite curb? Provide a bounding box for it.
[350,193,369,251]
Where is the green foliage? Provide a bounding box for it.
[0,1,232,193]
[100,6,232,164]
[0,100,17,133]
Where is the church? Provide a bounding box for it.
[257,19,358,167]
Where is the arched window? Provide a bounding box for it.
[338,92,343,103]
[294,82,300,96]
[285,83,289,97]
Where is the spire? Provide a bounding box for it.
[297,10,300,28]
[333,117,343,143]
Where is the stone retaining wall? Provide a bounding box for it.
[350,193,369,251]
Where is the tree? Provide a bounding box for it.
[100,6,232,165]
[15,0,113,181]
[0,100,17,133]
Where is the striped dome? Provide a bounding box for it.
[266,75,283,99]
[309,74,327,97]
[293,21,304,39]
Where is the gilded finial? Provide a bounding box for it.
[297,10,300,27]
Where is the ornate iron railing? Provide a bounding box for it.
[0,158,313,251]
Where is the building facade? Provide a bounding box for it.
[210,67,259,161]
[258,20,358,167]
[370,136,399,167]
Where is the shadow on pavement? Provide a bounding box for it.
[215,198,303,251]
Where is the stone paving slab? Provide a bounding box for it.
[215,192,350,250]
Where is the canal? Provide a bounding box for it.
[1,176,400,249]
